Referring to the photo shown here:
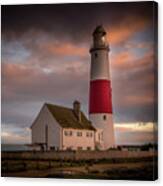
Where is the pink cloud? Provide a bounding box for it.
[111,50,154,71]
[115,122,155,145]
[107,16,151,45]
[38,41,87,57]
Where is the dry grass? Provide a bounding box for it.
[2,156,158,180]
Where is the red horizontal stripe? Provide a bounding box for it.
[89,80,112,114]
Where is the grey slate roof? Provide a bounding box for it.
[45,103,95,131]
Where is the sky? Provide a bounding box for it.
[1,2,158,145]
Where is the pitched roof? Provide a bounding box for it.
[45,103,95,131]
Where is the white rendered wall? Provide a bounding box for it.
[31,105,61,150]
[95,128,104,149]
[62,128,95,150]
[90,50,110,81]
[89,113,115,150]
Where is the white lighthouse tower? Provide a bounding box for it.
[89,25,115,150]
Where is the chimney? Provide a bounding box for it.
[73,100,81,122]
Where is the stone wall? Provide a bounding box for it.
[2,150,156,161]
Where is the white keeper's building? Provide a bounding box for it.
[31,101,101,151]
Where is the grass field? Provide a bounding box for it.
[2,156,158,180]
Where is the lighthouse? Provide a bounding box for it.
[89,25,115,150]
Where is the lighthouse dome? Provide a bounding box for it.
[93,25,106,36]
[90,25,108,51]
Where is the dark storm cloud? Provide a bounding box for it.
[111,50,156,123]
[2,2,155,44]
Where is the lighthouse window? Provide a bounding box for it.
[95,53,98,58]
[103,115,107,120]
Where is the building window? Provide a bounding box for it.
[86,132,92,137]
[77,131,82,137]
[64,130,73,136]
[103,115,107,120]
[69,131,73,136]
[95,53,98,58]
[64,131,68,136]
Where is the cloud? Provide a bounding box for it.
[108,17,151,45]
[43,42,87,57]
[1,131,30,144]
[2,2,155,44]
[116,131,155,145]
[111,50,154,71]
[124,41,153,50]
[109,48,156,123]
[1,124,31,144]
[115,122,154,132]
[115,122,156,145]
[1,59,90,129]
